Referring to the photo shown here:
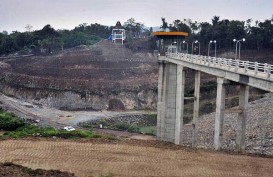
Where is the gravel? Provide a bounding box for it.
[80,114,157,127]
[182,93,273,156]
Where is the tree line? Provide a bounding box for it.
[0,18,152,55]
[0,23,111,55]
[1,16,272,55]
[161,16,273,51]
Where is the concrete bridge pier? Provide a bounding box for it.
[192,71,201,147]
[214,77,227,150]
[175,65,185,145]
[156,59,186,144]
[214,79,249,151]
[236,84,249,152]
[157,61,166,140]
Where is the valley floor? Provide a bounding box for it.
[0,93,154,129]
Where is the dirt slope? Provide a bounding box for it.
[0,139,273,177]
[0,40,158,110]
[1,40,158,91]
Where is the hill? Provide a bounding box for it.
[0,40,158,111]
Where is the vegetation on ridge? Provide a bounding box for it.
[162,16,273,51]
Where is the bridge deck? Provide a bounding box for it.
[160,53,273,91]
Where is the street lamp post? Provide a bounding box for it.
[214,40,217,58]
[233,38,245,60]
[182,41,188,54]
[195,40,200,55]
[191,41,194,55]
[208,40,217,57]
[192,40,200,55]
[171,41,177,53]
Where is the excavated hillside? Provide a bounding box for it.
[0,40,269,116]
[0,40,159,110]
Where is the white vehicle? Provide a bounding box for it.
[63,126,75,131]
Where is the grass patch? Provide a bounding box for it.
[0,107,102,140]
[0,107,25,131]
[1,125,101,139]
[139,126,156,135]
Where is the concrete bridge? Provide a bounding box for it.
[157,52,273,152]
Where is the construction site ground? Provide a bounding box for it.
[0,138,273,177]
[0,93,155,129]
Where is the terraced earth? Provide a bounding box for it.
[0,139,273,177]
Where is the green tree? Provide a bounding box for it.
[123,18,144,38]
[212,16,220,26]
[160,18,168,31]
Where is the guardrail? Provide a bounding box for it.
[166,52,273,79]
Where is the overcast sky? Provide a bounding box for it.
[1,0,273,32]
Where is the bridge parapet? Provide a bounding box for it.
[160,52,273,92]
[166,52,273,79]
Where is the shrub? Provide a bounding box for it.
[0,108,25,131]
[97,119,107,126]
[112,122,128,131]
[127,125,139,133]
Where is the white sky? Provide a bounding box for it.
[0,0,272,32]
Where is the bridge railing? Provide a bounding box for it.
[166,52,273,79]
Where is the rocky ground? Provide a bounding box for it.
[80,114,156,128]
[182,93,273,156]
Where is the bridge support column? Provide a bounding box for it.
[175,65,185,145]
[157,61,167,140]
[214,77,227,150]
[236,85,249,152]
[192,71,201,147]
[163,63,179,142]
[157,61,163,139]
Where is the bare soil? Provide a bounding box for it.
[0,162,75,177]
[0,139,273,177]
[0,40,158,92]
[93,128,157,140]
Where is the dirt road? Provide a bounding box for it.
[0,139,272,177]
